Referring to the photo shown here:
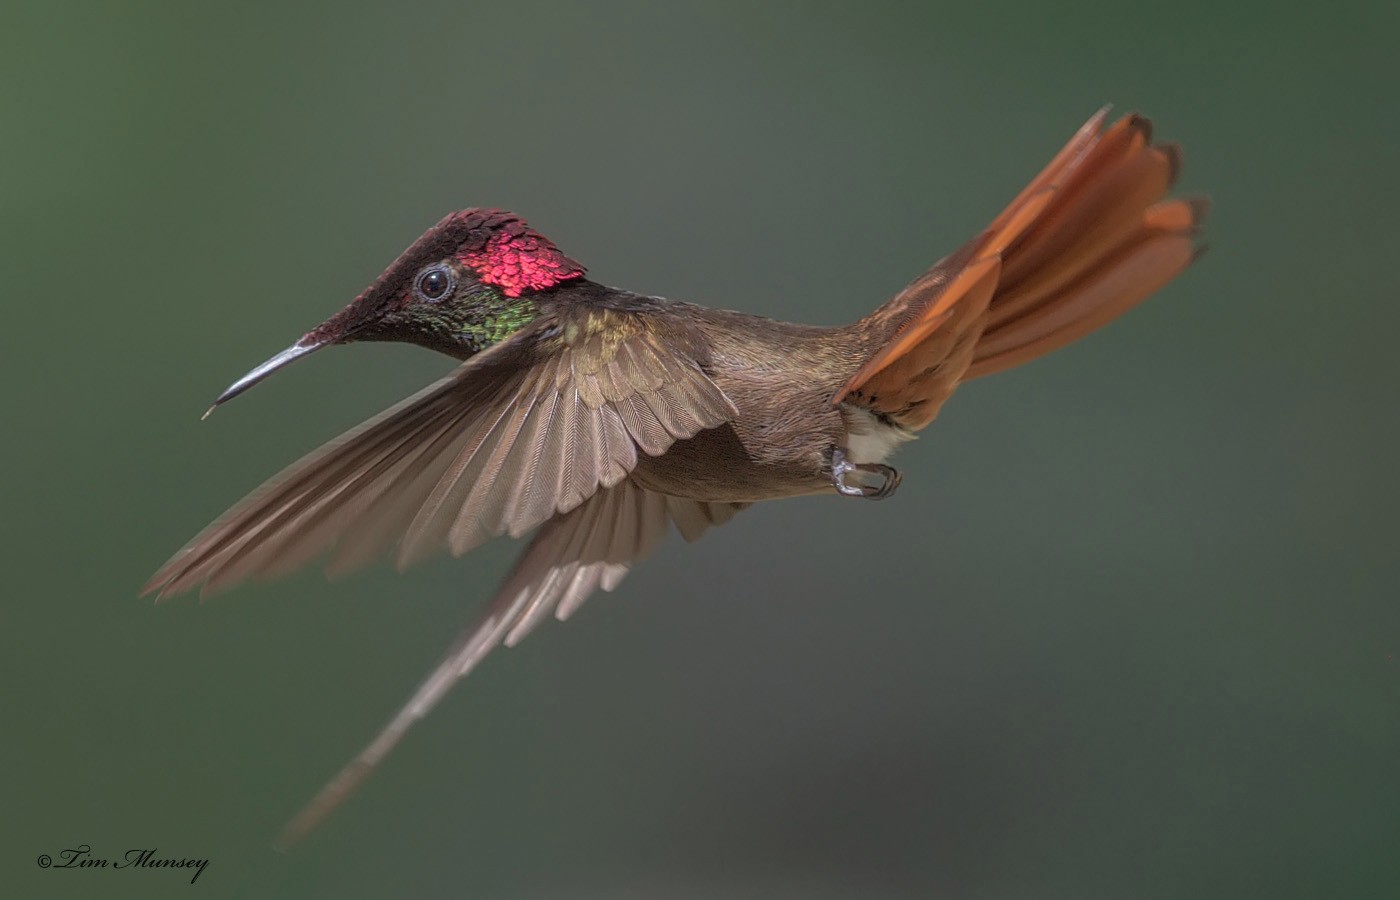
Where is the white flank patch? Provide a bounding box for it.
[842,406,916,465]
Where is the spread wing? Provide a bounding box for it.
[277,480,747,847]
[143,307,737,600]
[834,108,1206,429]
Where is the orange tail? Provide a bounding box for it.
[834,109,1207,430]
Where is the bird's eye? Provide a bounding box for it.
[415,265,455,302]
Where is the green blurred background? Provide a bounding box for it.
[5,1,1397,897]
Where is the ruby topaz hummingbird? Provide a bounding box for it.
[145,109,1206,844]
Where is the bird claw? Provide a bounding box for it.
[830,447,903,500]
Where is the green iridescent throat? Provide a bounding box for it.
[456,290,538,353]
[368,286,539,360]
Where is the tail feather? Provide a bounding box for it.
[996,116,1167,289]
[968,212,1203,378]
[833,110,1207,430]
[991,141,1179,323]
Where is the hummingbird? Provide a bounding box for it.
[144,108,1206,845]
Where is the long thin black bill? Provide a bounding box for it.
[202,341,326,420]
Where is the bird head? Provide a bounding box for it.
[203,209,585,416]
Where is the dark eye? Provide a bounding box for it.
[415,264,454,302]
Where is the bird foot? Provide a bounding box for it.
[830,447,902,500]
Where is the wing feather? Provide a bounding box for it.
[144,310,736,600]
[275,479,746,847]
